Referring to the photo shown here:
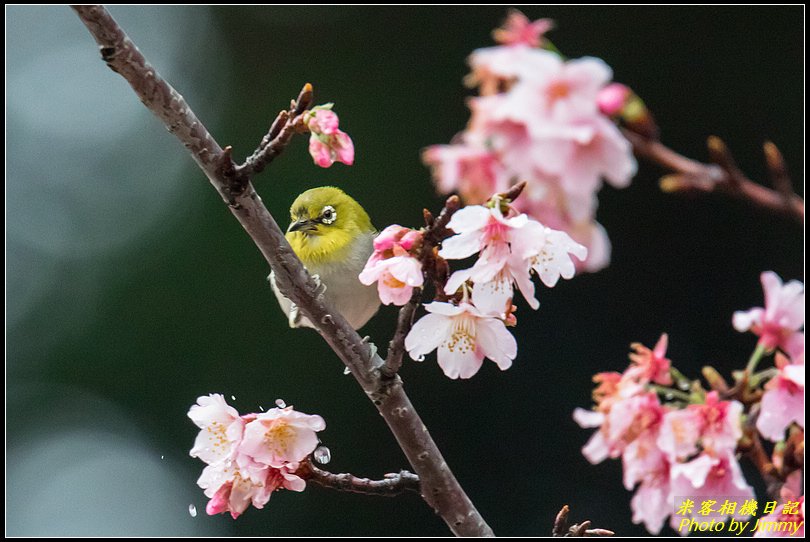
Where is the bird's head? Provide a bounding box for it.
[286,186,374,264]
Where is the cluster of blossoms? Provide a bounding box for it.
[575,271,804,534]
[305,105,354,168]
[734,271,805,443]
[188,394,325,518]
[362,192,586,380]
[423,10,647,273]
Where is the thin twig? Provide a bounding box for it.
[763,141,794,201]
[238,83,314,178]
[739,412,782,500]
[552,505,614,537]
[301,458,420,497]
[622,128,804,224]
[381,289,421,378]
[381,194,461,378]
[72,5,493,536]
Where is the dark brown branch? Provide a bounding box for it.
[301,458,420,497]
[238,83,314,178]
[623,128,804,224]
[381,195,461,378]
[72,5,492,536]
[552,505,614,537]
[739,418,782,500]
[381,289,421,378]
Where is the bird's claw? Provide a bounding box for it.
[288,303,303,328]
[311,274,327,297]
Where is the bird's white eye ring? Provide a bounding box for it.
[320,205,337,225]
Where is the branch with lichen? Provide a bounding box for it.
[622,128,804,224]
[71,4,492,536]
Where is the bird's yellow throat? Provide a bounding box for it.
[287,228,357,266]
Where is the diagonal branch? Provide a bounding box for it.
[71,5,493,537]
[301,458,420,497]
[622,128,804,224]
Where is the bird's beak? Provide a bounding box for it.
[287,218,318,233]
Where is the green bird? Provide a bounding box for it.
[270,186,381,330]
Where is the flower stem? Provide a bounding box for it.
[649,384,692,402]
[749,367,779,389]
[745,342,768,377]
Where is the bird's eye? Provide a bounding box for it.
[320,205,337,225]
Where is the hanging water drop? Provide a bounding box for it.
[313,445,331,465]
[343,366,351,375]
[259,405,264,411]
[231,395,237,401]
[275,398,286,408]
[416,355,426,362]
[188,504,197,517]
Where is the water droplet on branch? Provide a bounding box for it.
[313,445,331,465]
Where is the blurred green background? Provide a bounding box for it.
[6,6,803,536]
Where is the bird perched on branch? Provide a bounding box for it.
[270,186,381,330]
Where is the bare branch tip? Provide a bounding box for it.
[423,208,435,227]
[500,180,528,202]
[294,83,315,115]
[659,174,686,193]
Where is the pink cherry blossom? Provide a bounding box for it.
[425,16,638,273]
[188,394,244,465]
[372,224,423,253]
[510,220,587,288]
[669,451,755,523]
[201,461,305,519]
[440,203,586,314]
[440,204,532,306]
[404,300,516,379]
[626,334,673,386]
[574,392,663,465]
[628,454,672,535]
[240,407,325,468]
[733,271,804,354]
[492,10,554,48]
[360,254,423,306]
[757,351,805,441]
[512,55,613,122]
[555,115,637,195]
[657,392,742,460]
[423,143,510,205]
[188,396,325,519]
[360,225,424,306]
[306,108,354,168]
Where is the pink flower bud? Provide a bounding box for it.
[597,83,632,116]
[305,107,355,168]
[309,109,339,135]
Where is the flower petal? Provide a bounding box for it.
[405,312,452,360]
